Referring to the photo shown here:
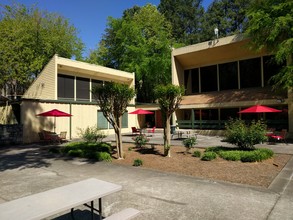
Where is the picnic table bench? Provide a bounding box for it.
[0,178,133,220]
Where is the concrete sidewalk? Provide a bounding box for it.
[0,134,293,219]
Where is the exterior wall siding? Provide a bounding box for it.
[21,100,137,143]
[22,55,57,100]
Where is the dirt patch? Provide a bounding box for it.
[112,144,292,188]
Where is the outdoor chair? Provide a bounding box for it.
[271,129,287,144]
[147,126,156,133]
[131,127,140,135]
[59,131,67,143]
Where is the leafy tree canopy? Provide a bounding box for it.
[246,0,293,90]
[87,4,173,103]
[158,0,204,45]
[154,84,185,157]
[201,0,252,41]
[92,81,135,159]
[0,3,84,97]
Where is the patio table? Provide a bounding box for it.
[0,178,122,220]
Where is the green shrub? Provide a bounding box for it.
[68,149,84,157]
[225,119,268,150]
[128,147,133,151]
[183,136,197,153]
[240,148,274,162]
[201,152,217,161]
[193,150,201,158]
[205,146,229,153]
[133,134,149,148]
[95,152,112,162]
[77,126,107,143]
[133,159,143,166]
[61,141,112,160]
[218,151,242,161]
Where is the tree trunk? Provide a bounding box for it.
[115,117,123,159]
[164,116,171,157]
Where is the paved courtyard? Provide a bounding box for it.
[0,133,293,219]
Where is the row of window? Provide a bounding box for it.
[58,74,103,101]
[184,56,283,94]
[97,111,128,129]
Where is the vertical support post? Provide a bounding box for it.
[99,198,102,220]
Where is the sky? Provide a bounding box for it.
[1,0,213,57]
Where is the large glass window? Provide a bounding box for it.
[76,77,90,101]
[263,56,284,86]
[58,74,74,100]
[220,108,239,120]
[200,65,217,92]
[219,62,238,90]
[184,70,189,94]
[240,58,261,88]
[97,110,128,129]
[191,68,199,93]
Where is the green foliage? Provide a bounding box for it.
[0,3,84,95]
[201,152,217,161]
[158,0,204,45]
[88,4,173,103]
[183,136,197,153]
[193,150,201,158]
[133,158,143,166]
[225,119,268,150]
[94,152,112,162]
[61,142,112,161]
[246,0,293,90]
[132,134,149,148]
[240,149,274,162]
[154,84,185,157]
[201,0,252,41]
[218,151,242,161]
[205,146,274,162]
[68,149,84,157]
[92,81,135,159]
[77,126,107,143]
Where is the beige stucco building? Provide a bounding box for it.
[172,34,292,137]
[1,55,137,143]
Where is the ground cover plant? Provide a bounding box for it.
[112,143,290,188]
[205,146,274,162]
[60,142,112,161]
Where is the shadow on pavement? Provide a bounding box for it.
[51,209,101,220]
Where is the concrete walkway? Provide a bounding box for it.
[0,133,293,219]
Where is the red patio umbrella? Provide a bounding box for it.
[129,109,154,114]
[238,105,282,113]
[37,109,72,132]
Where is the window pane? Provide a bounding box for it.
[200,65,217,92]
[76,77,89,101]
[97,111,108,129]
[58,74,74,100]
[191,68,199,93]
[122,111,128,128]
[263,56,284,86]
[220,108,239,120]
[219,62,238,90]
[240,58,261,88]
[184,70,189,94]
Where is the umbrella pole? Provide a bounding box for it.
[54,117,56,133]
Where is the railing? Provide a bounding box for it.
[177,119,288,131]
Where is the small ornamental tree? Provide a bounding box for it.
[225,118,268,150]
[92,82,135,159]
[154,84,185,157]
